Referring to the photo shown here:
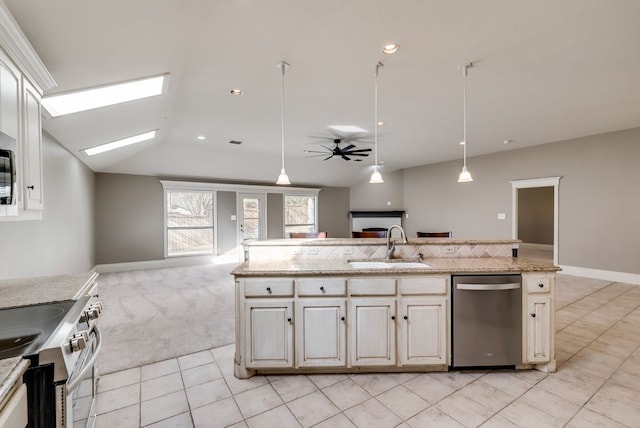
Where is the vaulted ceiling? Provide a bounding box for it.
[5,0,640,187]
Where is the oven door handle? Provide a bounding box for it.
[456,283,521,291]
[67,325,103,393]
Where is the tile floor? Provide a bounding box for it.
[94,278,640,428]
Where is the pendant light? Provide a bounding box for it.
[457,63,474,183]
[370,61,384,184]
[276,61,291,185]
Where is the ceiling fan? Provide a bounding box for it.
[305,139,372,161]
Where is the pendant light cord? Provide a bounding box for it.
[281,62,286,170]
[462,64,468,168]
[374,62,383,167]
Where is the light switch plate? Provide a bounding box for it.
[497,213,506,220]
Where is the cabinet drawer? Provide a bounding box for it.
[297,278,347,296]
[350,278,396,295]
[244,279,294,297]
[524,276,552,293]
[400,276,448,295]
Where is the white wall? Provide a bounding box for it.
[0,133,95,280]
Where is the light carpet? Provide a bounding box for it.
[97,262,240,374]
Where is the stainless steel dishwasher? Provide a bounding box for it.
[451,274,522,368]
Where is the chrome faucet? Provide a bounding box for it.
[386,225,408,260]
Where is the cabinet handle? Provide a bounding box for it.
[403,315,408,320]
[266,287,272,293]
[27,185,35,190]
[341,316,345,321]
[287,317,292,322]
[531,313,536,318]
[538,283,544,288]
[391,315,396,320]
[320,286,325,292]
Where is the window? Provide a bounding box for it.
[284,195,317,235]
[166,190,215,256]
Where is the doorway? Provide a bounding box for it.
[237,193,266,243]
[510,177,561,265]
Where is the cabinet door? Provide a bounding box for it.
[399,298,447,365]
[349,298,396,366]
[22,80,43,210]
[296,299,346,367]
[0,51,20,139]
[244,300,293,368]
[526,295,551,363]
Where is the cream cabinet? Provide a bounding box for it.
[244,300,294,368]
[523,273,555,369]
[296,299,346,367]
[349,298,397,366]
[399,297,447,365]
[22,79,43,211]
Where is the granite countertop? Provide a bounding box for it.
[0,271,98,309]
[0,358,29,411]
[232,257,560,277]
[244,238,521,246]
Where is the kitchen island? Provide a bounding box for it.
[232,238,560,379]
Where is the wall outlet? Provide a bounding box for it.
[444,246,456,255]
[497,213,506,220]
[230,214,237,221]
[343,248,353,255]
[305,248,320,255]
[386,201,392,206]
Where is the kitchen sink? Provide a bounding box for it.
[349,260,431,269]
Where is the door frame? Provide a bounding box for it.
[510,177,561,265]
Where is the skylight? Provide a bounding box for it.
[329,125,368,134]
[82,130,156,156]
[42,75,167,117]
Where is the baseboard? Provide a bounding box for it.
[520,243,553,251]
[94,254,241,273]
[559,265,640,286]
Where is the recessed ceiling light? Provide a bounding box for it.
[459,141,466,145]
[329,125,367,133]
[197,135,206,140]
[504,139,512,144]
[42,75,167,117]
[381,43,400,55]
[82,130,156,156]
[377,121,385,127]
[230,89,244,96]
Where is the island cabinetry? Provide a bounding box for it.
[295,278,347,367]
[243,278,294,368]
[398,276,449,366]
[523,273,555,368]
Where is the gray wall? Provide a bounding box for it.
[350,127,640,274]
[217,191,237,255]
[267,193,284,239]
[518,187,554,245]
[350,169,405,210]
[318,186,350,238]
[0,133,95,280]
[95,173,164,264]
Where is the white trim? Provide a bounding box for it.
[94,255,240,274]
[511,177,561,266]
[559,265,640,286]
[0,2,56,92]
[159,180,320,196]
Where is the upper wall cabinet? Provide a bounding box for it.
[0,2,56,220]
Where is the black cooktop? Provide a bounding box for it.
[0,300,75,359]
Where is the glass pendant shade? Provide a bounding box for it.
[457,165,473,182]
[276,168,290,185]
[369,166,384,183]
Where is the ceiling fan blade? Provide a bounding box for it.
[304,149,329,154]
[346,153,370,156]
[345,148,372,153]
[342,155,351,161]
[320,145,334,151]
[324,154,334,161]
[306,153,331,158]
[342,144,356,152]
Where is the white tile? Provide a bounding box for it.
[144,412,193,428]
[181,362,223,388]
[95,404,139,428]
[96,383,140,415]
[585,382,640,426]
[191,396,244,428]
[140,390,189,426]
[537,370,604,406]
[307,374,348,389]
[141,358,180,381]
[185,377,231,409]
[517,387,581,424]
[178,350,215,370]
[234,383,283,419]
[457,377,515,412]
[427,371,478,390]
[499,400,564,428]
[141,372,184,401]
[566,408,629,428]
[480,414,522,427]
[270,375,318,402]
[351,373,402,395]
[436,391,495,427]
[407,406,465,428]
[286,390,339,427]
[322,378,371,411]
[376,385,429,420]
[403,373,455,404]
[343,398,402,428]
[97,367,141,393]
[479,372,531,398]
[246,405,301,428]
[224,373,268,395]
[312,413,357,428]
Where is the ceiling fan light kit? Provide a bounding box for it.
[370,61,384,184]
[382,43,400,55]
[457,62,474,183]
[276,61,291,185]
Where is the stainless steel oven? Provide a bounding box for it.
[0,284,103,428]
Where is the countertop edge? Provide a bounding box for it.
[0,358,29,410]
